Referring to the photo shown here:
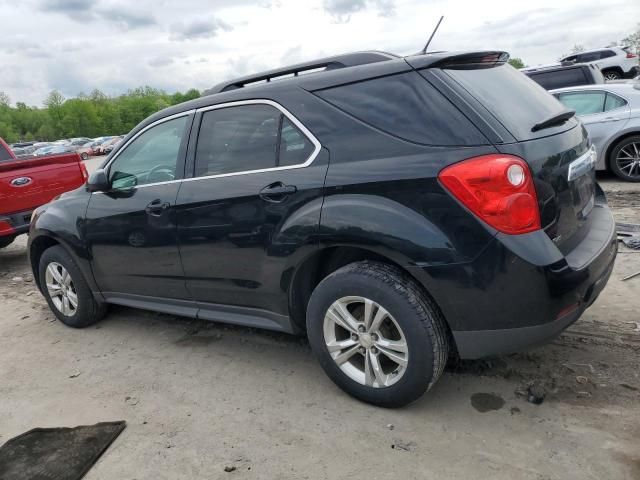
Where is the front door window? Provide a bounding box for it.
[108,116,188,188]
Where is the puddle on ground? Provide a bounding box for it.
[470,392,505,412]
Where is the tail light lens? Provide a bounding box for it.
[438,154,541,235]
[79,162,89,182]
[0,219,15,236]
[626,52,637,58]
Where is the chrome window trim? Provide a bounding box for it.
[103,109,195,174]
[183,99,321,183]
[95,99,321,193]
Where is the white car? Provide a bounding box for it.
[560,46,639,81]
[551,83,640,181]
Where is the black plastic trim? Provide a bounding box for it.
[101,292,295,333]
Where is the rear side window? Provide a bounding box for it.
[578,51,602,62]
[446,64,570,141]
[600,50,617,59]
[557,91,606,115]
[194,104,316,177]
[527,67,588,90]
[279,117,315,167]
[314,72,487,146]
[556,91,628,115]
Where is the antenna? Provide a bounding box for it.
[421,16,444,54]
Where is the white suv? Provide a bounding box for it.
[560,46,639,80]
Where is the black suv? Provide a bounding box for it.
[521,62,605,90]
[29,51,617,407]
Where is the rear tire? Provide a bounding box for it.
[0,236,15,249]
[603,70,621,81]
[39,245,107,328]
[81,152,89,160]
[609,135,640,182]
[306,261,449,408]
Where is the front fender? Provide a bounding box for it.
[28,189,98,295]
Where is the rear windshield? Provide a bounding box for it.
[445,64,574,141]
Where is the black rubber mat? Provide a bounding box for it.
[0,421,126,480]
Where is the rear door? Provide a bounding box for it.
[176,101,328,318]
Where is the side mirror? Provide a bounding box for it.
[87,168,111,193]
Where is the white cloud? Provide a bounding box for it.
[0,0,638,105]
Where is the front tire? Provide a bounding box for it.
[609,135,640,182]
[39,245,107,328]
[306,261,449,408]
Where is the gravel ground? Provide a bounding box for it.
[1,172,639,479]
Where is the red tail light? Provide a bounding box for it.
[79,162,89,182]
[438,154,541,235]
[626,52,637,58]
[0,219,15,236]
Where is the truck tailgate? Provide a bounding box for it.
[0,153,86,216]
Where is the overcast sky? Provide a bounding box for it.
[1,0,638,106]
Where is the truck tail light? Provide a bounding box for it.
[0,219,15,236]
[79,162,89,182]
[438,154,541,235]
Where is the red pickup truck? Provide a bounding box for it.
[0,138,88,249]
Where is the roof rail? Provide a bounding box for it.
[203,51,398,96]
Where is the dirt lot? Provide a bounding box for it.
[1,173,639,479]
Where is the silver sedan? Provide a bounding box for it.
[551,83,640,181]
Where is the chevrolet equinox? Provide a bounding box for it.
[29,51,617,407]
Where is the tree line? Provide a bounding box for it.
[0,87,201,143]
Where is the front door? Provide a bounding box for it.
[85,114,193,300]
[176,102,328,316]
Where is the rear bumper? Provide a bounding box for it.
[0,209,33,238]
[410,202,617,359]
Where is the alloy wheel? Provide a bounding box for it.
[323,296,408,388]
[616,142,640,179]
[45,262,78,316]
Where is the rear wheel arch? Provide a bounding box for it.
[288,246,453,340]
[601,67,623,78]
[606,132,640,180]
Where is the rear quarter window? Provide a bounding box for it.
[314,71,488,146]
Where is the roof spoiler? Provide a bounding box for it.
[406,51,510,70]
[203,51,398,96]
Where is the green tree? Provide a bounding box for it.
[622,24,640,54]
[508,57,525,69]
[0,92,10,107]
[571,44,585,54]
[0,86,202,142]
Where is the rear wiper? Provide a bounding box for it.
[531,109,575,132]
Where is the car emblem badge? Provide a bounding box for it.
[10,177,32,187]
[567,146,596,182]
